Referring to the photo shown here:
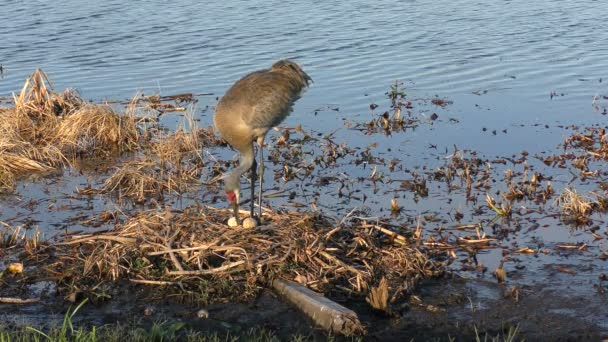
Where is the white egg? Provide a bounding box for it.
[243,217,258,229]
[227,216,239,227]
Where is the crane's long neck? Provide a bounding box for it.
[225,144,254,193]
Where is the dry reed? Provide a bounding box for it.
[95,111,206,201]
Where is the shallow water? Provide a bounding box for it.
[1,0,608,334]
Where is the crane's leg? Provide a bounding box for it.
[258,144,264,219]
[250,157,257,219]
[233,201,241,226]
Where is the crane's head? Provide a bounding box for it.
[271,60,313,89]
[223,171,241,224]
[226,189,239,205]
[223,173,241,205]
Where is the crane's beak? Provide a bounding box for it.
[226,191,241,225]
[232,201,241,226]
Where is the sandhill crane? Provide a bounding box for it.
[214,60,312,227]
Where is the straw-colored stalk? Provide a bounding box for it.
[0,105,61,144]
[0,223,40,251]
[13,69,55,117]
[13,69,84,118]
[486,193,512,217]
[0,121,67,177]
[0,153,55,174]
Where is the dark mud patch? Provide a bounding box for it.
[385,277,607,341]
[1,277,605,340]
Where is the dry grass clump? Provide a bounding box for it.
[0,71,84,189]
[556,188,597,225]
[0,69,225,195]
[0,106,53,143]
[14,69,61,118]
[151,114,202,167]
[0,135,66,173]
[554,187,608,225]
[95,113,205,202]
[153,129,200,165]
[100,159,162,201]
[0,70,75,191]
[13,69,83,122]
[99,159,198,203]
[0,69,147,192]
[52,207,445,305]
[54,105,139,155]
[563,128,608,157]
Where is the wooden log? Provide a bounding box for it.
[272,279,365,336]
[0,297,40,304]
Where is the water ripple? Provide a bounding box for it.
[0,0,606,120]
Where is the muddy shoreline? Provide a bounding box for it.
[1,276,604,340]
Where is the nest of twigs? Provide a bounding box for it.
[51,206,445,305]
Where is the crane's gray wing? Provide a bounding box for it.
[224,71,309,130]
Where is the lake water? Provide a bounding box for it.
[2,0,607,115]
[2,0,608,332]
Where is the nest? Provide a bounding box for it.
[52,207,445,305]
